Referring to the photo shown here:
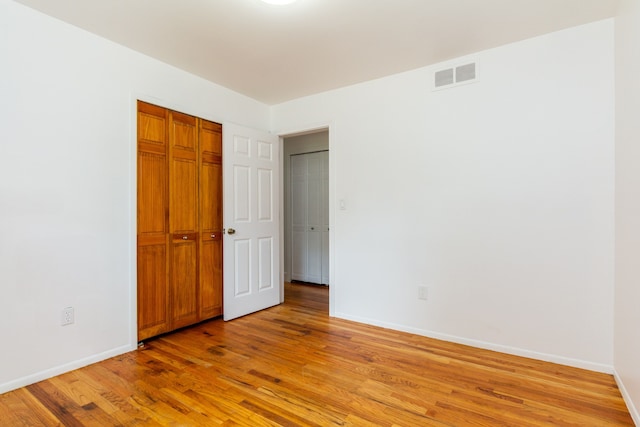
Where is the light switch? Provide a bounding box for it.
[339,199,346,210]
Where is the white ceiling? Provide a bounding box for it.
[15,0,619,105]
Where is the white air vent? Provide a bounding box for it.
[433,61,478,90]
[455,63,476,82]
[435,68,454,87]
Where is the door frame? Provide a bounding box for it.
[286,146,329,284]
[276,123,335,316]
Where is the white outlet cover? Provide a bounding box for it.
[61,307,75,325]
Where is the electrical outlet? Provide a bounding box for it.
[418,286,428,301]
[61,307,74,326]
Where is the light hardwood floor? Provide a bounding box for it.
[0,283,633,426]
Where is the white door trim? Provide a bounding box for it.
[275,123,335,317]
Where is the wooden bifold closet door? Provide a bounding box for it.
[137,100,222,341]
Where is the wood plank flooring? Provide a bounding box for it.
[0,283,633,426]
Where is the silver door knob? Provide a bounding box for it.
[227,228,236,235]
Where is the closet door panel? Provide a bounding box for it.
[200,235,222,319]
[199,161,223,319]
[170,158,198,232]
[137,240,168,340]
[321,151,330,284]
[291,230,307,281]
[291,154,307,281]
[138,153,167,234]
[137,101,169,341]
[170,112,198,233]
[170,235,198,328]
[321,230,330,284]
[306,230,322,284]
[171,112,197,151]
[200,163,222,231]
[199,120,223,319]
[169,112,199,329]
[306,154,323,283]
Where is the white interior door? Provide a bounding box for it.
[223,123,280,320]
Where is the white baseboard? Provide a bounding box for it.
[334,312,614,374]
[614,370,640,426]
[0,344,135,395]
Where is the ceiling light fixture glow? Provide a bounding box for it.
[261,0,298,5]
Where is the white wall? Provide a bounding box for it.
[614,1,640,423]
[283,132,329,282]
[0,0,270,393]
[273,20,615,371]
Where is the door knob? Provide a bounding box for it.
[227,228,236,235]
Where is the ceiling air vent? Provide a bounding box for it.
[433,61,477,90]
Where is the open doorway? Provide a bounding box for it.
[283,131,329,287]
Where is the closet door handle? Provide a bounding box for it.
[227,228,236,235]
